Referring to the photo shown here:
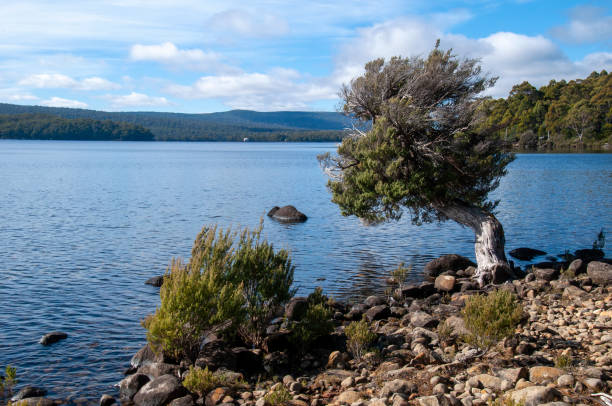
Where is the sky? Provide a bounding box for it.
[0,0,610,113]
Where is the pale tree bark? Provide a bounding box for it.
[435,201,512,286]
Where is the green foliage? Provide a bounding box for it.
[0,365,18,397]
[290,288,334,351]
[487,397,525,406]
[593,228,606,250]
[480,70,612,151]
[554,353,573,371]
[228,221,295,347]
[322,44,514,225]
[560,267,575,280]
[263,385,292,406]
[437,320,454,344]
[461,290,523,352]
[0,113,153,141]
[345,317,376,360]
[182,366,223,396]
[390,262,410,291]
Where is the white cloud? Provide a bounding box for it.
[18,74,120,91]
[550,6,612,44]
[130,42,222,71]
[40,97,88,108]
[207,9,289,38]
[109,92,170,108]
[333,17,612,99]
[167,69,335,111]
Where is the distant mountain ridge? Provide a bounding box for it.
[0,103,352,141]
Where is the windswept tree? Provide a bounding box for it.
[319,43,515,286]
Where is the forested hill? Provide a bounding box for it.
[0,114,154,141]
[481,70,611,151]
[0,104,351,141]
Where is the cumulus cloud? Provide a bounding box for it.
[208,9,290,38]
[333,17,612,99]
[550,6,612,44]
[18,74,120,90]
[130,42,222,71]
[167,69,335,111]
[40,97,88,108]
[109,92,171,108]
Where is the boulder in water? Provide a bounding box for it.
[267,205,307,223]
[39,332,68,345]
[509,247,546,261]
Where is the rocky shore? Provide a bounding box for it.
[10,249,612,406]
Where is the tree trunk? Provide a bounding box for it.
[435,201,512,286]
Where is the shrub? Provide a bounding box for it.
[0,365,17,398]
[390,262,410,291]
[263,385,292,406]
[437,320,454,345]
[461,289,523,353]
[290,288,334,351]
[345,317,376,360]
[554,353,573,370]
[593,228,606,249]
[228,221,295,347]
[182,366,221,396]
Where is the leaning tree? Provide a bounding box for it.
[319,43,515,286]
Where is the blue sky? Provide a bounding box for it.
[0,0,610,113]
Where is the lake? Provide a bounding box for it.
[0,140,610,402]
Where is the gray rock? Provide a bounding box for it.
[131,344,162,368]
[267,205,307,222]
[284,297,308,320]
[145,275,164,287]
[556,375,574,387]
[380,379,418,397]
[11,386,47,401]
[495,367,528,384]
[424,255,476,279]
[567,259,584,274]
[119,373,150,401]
[137,362,179,379]
[100,394,115,406]
[509,248,546,261]
[133,375,186,406]
[39,332,68,345]
[534,268,559,281]
[168,396,194,406]
[508,386,561,406]
[364,295,386,307]
[410,311,436,328]
[365,305,390,322]
[587,261,612,285]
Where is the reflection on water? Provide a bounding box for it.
[0,141,610,401]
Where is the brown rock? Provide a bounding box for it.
[529,366,564,384]
[434,275,456,292]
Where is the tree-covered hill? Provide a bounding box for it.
[0,113,154,141]
[0,104,351,141]
[480,70,611,151]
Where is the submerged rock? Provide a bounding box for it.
[145,275,164,287]
[509,247,547,261]
[424,254,475,279]
[39,332,68,345]
[267,205,307,222]
[11,386,47,401]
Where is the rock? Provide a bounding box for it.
[416,395,451,406]
[133,375,186,406]
[340,376,354,388]
[11,387,48,401]
[11,398,55,406]
[474,374,503,392]
[534,268,559,281]
[444,316,469,337]
[380,379,417,397]
[267,205,307,222]
[138,362,179,379]
[364,295,386,307]
[491,264,515,284]
[556,375,574,387]
[119,373,150,401]
[424,254,476,279]
[574,248,604,261]
[39,332,68,345]
[587,261,612,285]
[169,396,194,406]
[582,377,604,391]
[335,390,362,404]
[131,344,163,368]
[99,394,115,406]
[508,386,561,406]
[496,367,528,384]
[509,248,547,261]
[145,275,164,287]
[567,259,585,274]
[562,285,587,298]
[262,331,292,353]
[434,275,456,292]
[398,282,436,299]
[206,387,227,406]
[365,305,390,322]
[410,311,436,328]
[285,297,309,320]
[529,366,564,384]
[314,369,356,386]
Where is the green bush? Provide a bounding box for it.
[345,317,376,360]
[144,221,295,361]
[554,353,573,370]
[182,366,221,396]
[0,365,17,398]
[461,290,523,352]
[290,288,334,351]
[263,385,292,406]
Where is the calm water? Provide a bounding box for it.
[0,141,610,402]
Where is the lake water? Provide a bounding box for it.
[0,140,610,402]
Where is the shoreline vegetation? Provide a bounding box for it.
[0,70,610,151]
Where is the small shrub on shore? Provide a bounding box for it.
[290,288,334,351]
[263,385,292,406]
[554,353,573,370]
[0,365,18,398]
[182,366,222,396]
[437,320,454,345]
[461,289,523,353]
[345,317,376,360]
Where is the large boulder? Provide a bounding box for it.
[424,254,475,279]
[119,373,150,401]
[587,261,612,285]
[39,332,68,345]
[131,344,164,368]
[508,386,561,406]
[133,375,186,406]
[267,205,307,223]
[574,248,604,261]
[11,387,47,401]
[509,248,546,261]
[284,297,308,320]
